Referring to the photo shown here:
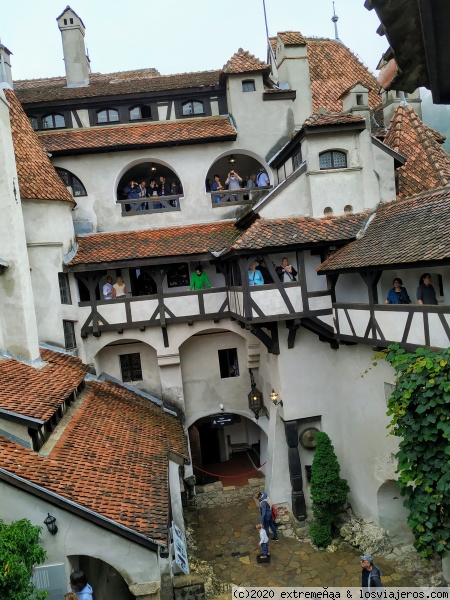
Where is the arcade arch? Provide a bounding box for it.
[205,149,272,191]
[116,160,183,201]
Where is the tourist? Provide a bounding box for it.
[256,523,269,559]
[225,170,242,201]
[247,174,256,189]
[69,570,93,600]
[113,275,127,298]
[416,273,438,305]
[147,178,161,209]
[124,180,140,200]
[276,257,297,282]
[211,174,224,202]
[102,276,114,300]
[256,258,273,284]
[256,168,269,187]
[360,554,383,588]
[385,278,411,304]
[189,265,212,290]
[64,593,78,600]
[248,261,264,286]
[257,491,278,541]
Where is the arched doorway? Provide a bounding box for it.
[71,555,134,600]
[377,481,413,543]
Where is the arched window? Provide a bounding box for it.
[324,206,334,216]
[182,101,204,116]
[129,105,152,120]
[96,108,119,124]
[319,150,347,170]
[28,116,39,131]
[242,80,256,92]
[344,204,353,214]
[55,167,87,197]
[43,114,66,129]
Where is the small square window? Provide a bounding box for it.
[63,320,76,350]
[242,80,256,92]
[218,348,239,378]
[58,273,72,304]
[120,353,143,382]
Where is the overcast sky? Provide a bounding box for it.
[1,0,387,81]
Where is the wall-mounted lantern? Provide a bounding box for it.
[43,513,58,535]
[270,389,283,407]
[228,155,236,164]
[248,369,263,420]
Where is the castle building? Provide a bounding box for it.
[1,6,450,598]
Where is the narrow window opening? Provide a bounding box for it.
[324,206,334,216]
[120,353,143,382]
[344,204,353,214]
[63,321,76,350]
[218,348,239,379]
[356,94,364,106]
[58,273,72,304]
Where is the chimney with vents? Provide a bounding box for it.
[57,6,90,88]
[341,83,370,129]
[0,43,13,89]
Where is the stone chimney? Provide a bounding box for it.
[382,89,422,125]
[341,83,371,129]
[57,6,89,88]
[0,43,13,89]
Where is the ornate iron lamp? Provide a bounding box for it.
[43,513,58,535]
[228,155,236,164]
[150,163,157,172]
[270,389,283,407]
[248,369,263,420]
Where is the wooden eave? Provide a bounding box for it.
[371,136,406,167]
[269,131,302,169]
[220,239,354,261]
[318,256,450,276]
[303,121,366,136]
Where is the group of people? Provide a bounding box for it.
[102,275,127,300]
[123,176,181,210]
[248,257,297,286]
[256,491,279,559]
[385,273,439,305]
[209,167,270,202]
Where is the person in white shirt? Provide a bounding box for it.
[113,275,127,298]
[102,276,114,300]
[256,524,269,558]
[256,168,270,187]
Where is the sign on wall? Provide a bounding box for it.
[210,413,235,427]
[172,522,190,574]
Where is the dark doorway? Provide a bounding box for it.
[198,422,220,465]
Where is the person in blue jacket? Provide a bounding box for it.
[385,277,411,304]
[69,570,93,600]
[248,261,264,286]
[257,491,279,541]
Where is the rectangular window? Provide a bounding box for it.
[58,273,72,304]
[218,348,239,379]
[242,80,256,92]
[292,149,302,170]
[120,353,143,382]
[63,320,76,350]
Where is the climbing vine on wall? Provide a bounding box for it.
[385,344,450,559]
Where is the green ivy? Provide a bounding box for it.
[310,431,350,548]
[384,344,450,560]
[0,519,47,600]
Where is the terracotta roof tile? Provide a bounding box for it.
[0,380,188,543]
[0,349,89,422]
[15,70,220,104]
[70,221,241,266]
[306,38,380,113]
[222,49,270,75]
[318,187,450,272]
[232,214,368,251]
[278,31,307,46]
[4,90,73,203]
[303,111,365,127]
[38,116,236,154]
[384,104,450,199]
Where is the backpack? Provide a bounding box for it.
[271,505,279,521]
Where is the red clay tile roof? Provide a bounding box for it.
[318,187,450,272]
[69,221,241,266]
[0,379,188,543]
[231,214,368,251]
[278,31,307,46]
[5,90,74,203]
[306,38,381,113]
[15,70,220,104]
[0,349,89,422]
[303,111,365,127]
[269,37,277,53]
[38,116,236,154]
[383,104,450,199]
[222,49,270,75]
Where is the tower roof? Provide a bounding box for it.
[384,103,450,198]
[5,89,74,203]
[222,49,270,75]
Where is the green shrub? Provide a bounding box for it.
[310,522,333,548]
[310,431,349,546]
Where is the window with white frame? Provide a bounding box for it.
[319,150,347,170]
[120,353,143,382]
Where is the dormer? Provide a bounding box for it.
[340,83,370,129]
[57,6,90,88]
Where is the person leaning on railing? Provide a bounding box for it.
[385,277,411,304]
[416,273,438,305]
[189,265,213,290]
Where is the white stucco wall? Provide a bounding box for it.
[0,483,160,593]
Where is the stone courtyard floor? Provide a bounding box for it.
[185,481,444,594]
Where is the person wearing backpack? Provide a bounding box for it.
[257,491,279,541]
[360,554,383,588]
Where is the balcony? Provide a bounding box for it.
[117,195,183,215]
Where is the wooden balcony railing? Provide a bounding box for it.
[211,186,271,206]
[117,195,183,215]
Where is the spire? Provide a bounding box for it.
[331,2,341,42]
